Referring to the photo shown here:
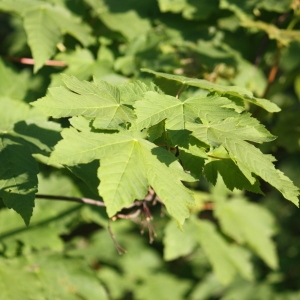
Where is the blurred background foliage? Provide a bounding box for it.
[1,0,300,299]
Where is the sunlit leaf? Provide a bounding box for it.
[50,128,195,225]
[142,69,281,112]
[189,120,299,205]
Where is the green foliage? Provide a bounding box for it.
[30,72,298,227]
[1,0,300,298]
[0,254,108,299]
[0,0,93,72]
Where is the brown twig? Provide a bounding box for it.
[4,56,67,67]
[141,201,157,243]
[262,49,281,99]
[36,190,160,245]
[36,194,106,207]
[113,209,142,220]
[203,202,214,210]
[108,220,127,254]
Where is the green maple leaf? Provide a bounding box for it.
[188,118,299,205]
[32,75,135,129]
[23,6,61,73]
[134,91,238,131]
[50,128,195,225]
[118,80,161,106]
[141,68,280,113]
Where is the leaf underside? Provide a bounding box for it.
[50,128,195,226]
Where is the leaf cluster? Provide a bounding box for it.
[31,70,299,227]
[1,0,300,298]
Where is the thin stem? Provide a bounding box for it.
[287,17,300,30]
[36,194,106,207]
[150,189,157,205]
[262,49,281,99]
[207,154,229,160]
[203,202,214,210]
[108,220,127,254]
[36,191,159,244]
[141,201,156,244]
[4,56,67,67]
[113,209,142,220]
[176,84,185,99]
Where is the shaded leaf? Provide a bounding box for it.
[0,97,44,132]
[1,0,93,72]
[13,119,62,154]
[214,198,278,269]
[86,0,154,42]
[204,158,263,193]
[0,135,38,225]
[0,254,108,300]
[163,219,198,260]
[190,274,223,300]
[178,137,207,178]
[0,58,31,100]
[158,0,219,20]
[193,219,253,284]
[135,273,191,300]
